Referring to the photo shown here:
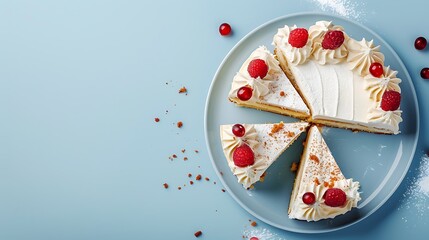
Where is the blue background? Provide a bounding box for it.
[0,0,428,239]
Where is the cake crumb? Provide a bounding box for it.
[205,177,210,181]
[310,154,320,164]
[286,131,295,137]
[184,157,188,161]
[172,154,177,159]
[188,173,192,178]
[290,162,298,172]
[178,186,182,190]
[196,174,202,181]
[270,122,284,135]
[154,117,160,122]
[279,91,285,97]
[195,150,199,153]
[221,189,226,192]
[163,183,169,189]
[250,221,257,227]
[194,230,202,237]
[181,149,186,153]
[179,86,187,94]
[177,121,183,128]
[190,180,194,185]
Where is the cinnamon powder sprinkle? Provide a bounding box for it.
[314,178,320,186]
[309,154,320,164]
[163,183,169,189]
[196,174,202,181]
[179,86,187,93]
[177,121,183,128]
[286,131,295,137]
[250,221,257,227]
[154,117,160,122]
[270,122,284,135]
[279,91,285,97]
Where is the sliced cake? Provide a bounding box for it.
[288,125,361,221]
[228,46,310,119]
[273,21,402,134]
[220,121,309,189]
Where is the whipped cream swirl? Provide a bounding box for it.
[230,46,281,101]
[309,21,348,65]
[347,38,385,76]
[273,25,312,65]
[368,106,402,134]
[289,179,361,221]
[365,66,401,101]
[221,124,258,160]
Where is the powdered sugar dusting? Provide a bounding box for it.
[400,153,429,222]
[309,0,366,21]
[242,227,286,240]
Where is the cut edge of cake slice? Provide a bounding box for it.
[220,121,309,189]
[288,125,361,221]
[228,46,310,120]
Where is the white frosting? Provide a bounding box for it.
[229,46,309,114]
[220,122,308,189]
[273,21,402,134]
[288,126,361,221]
[365,65,401,101]
[272,25,312,65]
[309,21,348,65]
[346,38,385,76]
[289,179,361,221]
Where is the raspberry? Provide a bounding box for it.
[324,188,347,207]
[322,30,345,50]
[380,90,401,111]
[288,28,309,48]
[247,59,268,79]
[232,144,255,167]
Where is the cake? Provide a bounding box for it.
[273,21,402,134]
[228,46,310,119]
[288,125,361,221]
[220,121,309,189]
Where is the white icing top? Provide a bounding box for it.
[220,122,308,189]
[228,46,309,115]
[273,21,402,134]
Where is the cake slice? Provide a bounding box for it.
[288,125,361,221]
[220,121,308,189]
[273,21,402,134]
[228,46,310,119]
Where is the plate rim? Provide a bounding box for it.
[204,12,420,233]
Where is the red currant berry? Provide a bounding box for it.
[369,62,384,77]
[250,237,259,240]
[219,23,232,36]
[302,192,316,205]
[421,68,429,79]
[232,124,245,137]
[237,86,252,101]
[415,37,427,50]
